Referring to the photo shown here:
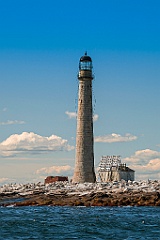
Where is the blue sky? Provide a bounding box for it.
[0,0,160,184]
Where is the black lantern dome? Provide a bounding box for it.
[80,52,92,62]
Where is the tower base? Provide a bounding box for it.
[72,169,96,183]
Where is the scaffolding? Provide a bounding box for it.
[98,155,121,172]
[98,155,134,182]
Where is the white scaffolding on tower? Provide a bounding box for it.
[98,155,121,172]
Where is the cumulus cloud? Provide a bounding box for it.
[65,111,98,122]
[124,149,160,165]
[0,120,25,125]
[0,132,74,157]
[95,133,137,143]
[36,165,74,177]
[124,149,160,180]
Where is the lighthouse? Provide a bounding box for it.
[72,52,96,183]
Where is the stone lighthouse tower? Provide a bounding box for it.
[72,52,96,183]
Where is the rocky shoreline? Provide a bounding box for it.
[0,180,160,207]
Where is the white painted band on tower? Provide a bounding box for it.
[72,53,96,183]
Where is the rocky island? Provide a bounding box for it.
[0,180,160,207]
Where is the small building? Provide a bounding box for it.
[98,156,135,182]
[44,176,68,184]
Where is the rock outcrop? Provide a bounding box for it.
[0,180,160,207]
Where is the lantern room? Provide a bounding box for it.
[79,52,92,71]
[78,52,93,79]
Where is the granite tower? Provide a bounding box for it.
[72,53,96,183]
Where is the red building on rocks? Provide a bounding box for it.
[44,176,68,184]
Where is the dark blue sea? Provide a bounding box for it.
[0,206,160,240]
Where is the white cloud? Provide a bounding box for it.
[65,111,98,122]
[0,120,25,125]
[0,132,74,157]
[95,133,137,143]
[93,114,99,122]
[124,149,160,165]
[124,149,160,180]
[36,165,74,177]
[65,111,77,119]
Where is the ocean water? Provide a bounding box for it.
[0,206,160,240]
